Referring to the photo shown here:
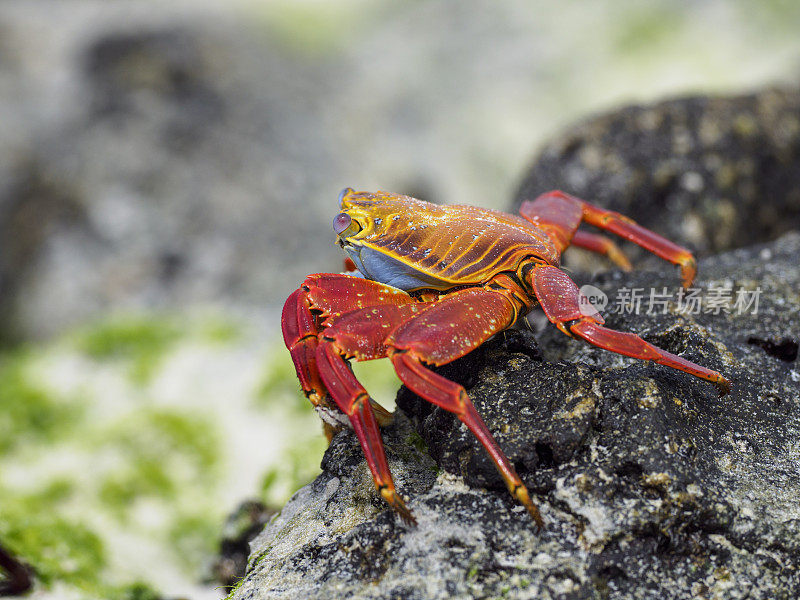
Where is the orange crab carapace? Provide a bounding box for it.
[282,188,730,528]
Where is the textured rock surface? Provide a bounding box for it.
[514,88,800,260]
[234,232,800,599]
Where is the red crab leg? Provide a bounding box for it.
[520,191,697,287]
[529,264,730,394]
[571,230,632,271]
[387,288,544,529]
[317,343,415,524]
[315,303,434,525]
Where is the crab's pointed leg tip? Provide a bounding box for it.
[401,511,418,527]
[513,484,543,531]
[608,247,633,272]
[529,506,544,532]
[382,488,417,526]
[716,376,731,397]
[395,502,417,526]
[680,258,697,289]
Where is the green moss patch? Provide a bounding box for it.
[75,316,182,384]
[0,352,85,452]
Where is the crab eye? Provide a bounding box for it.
[333,212,353,236]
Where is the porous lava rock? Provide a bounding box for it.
[233,233,800,599]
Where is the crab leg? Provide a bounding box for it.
[571,230,632,271]
[316,342,415,523]
[520,190,697,287]
[529,264,730,394]
[315,303,433,524]
[387,288,544,528]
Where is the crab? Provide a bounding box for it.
[282,188,730,528]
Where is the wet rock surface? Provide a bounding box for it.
[514,88,800,258]
[235,232,800,599]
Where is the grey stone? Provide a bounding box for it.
[235,232,800,599]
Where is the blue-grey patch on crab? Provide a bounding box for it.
[345,245,451,292]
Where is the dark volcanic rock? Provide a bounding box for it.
[514,88,800,258]
[212,500,275,591]
[235,232,800,600]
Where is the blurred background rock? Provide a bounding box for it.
[0,0,799,598]
[3,0,800,341]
